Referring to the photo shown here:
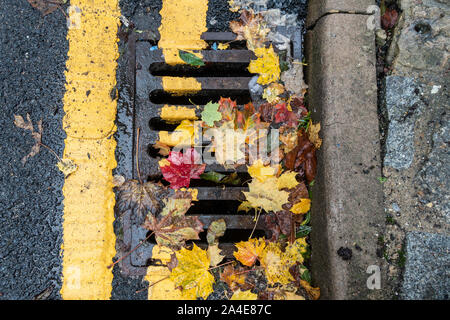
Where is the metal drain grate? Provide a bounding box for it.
[121,29,301,276]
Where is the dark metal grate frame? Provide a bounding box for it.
[121,29,302,276]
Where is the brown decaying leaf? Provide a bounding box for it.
[229,10,270,51]
[153,141,171,156]
[220,264,249,291]
[381,8,399,30]
[14,114,43,164]
[142,190,204,249]
[284,129,317,183]
[27,0,65,16]
[116,180,166,221]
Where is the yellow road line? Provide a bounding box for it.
[61,0,120,300]
[147,0,209,300]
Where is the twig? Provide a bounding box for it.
[248,207,261,239]
[135,127,142,184]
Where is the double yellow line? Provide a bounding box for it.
[61,0,208,299]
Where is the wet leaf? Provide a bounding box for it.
[276,171,299,190]
[274,103,298,127]
[230,289,257,300]
[230,10,270,51]
[206,219,226,245]
[14,114,43,164]
[381,8,398,30]
[27,0,64,16]
[247,159,276,182]
[170,244,214,299]
[262,83,284,104]
[233,237,266,267]
[243,177,289,212]
[201,101,222,126]
[220,264,247,291]
[56,159,77,177]
[200,171,241,186]
[143,190,203,248]
[248,45,281,85]
[117,180,165,219]
[237,201,253,213]
[307,122,322,149]
[260,242,293,285]
[285,130,317,183]
[153,141,171,156]
[290,198,311,215]
[218,43,230,50]
[178,50,205,66]
[159,148,206,189]
[207,244,225,267]
[300,280,320,300]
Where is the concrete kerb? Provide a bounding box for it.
[306,0,377,29]
[305,1,387,300]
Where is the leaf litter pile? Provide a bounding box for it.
[113,9,322,300]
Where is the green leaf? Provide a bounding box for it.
[300,267,311,283]
[200,171,241,186]
[178,50,205,66]
[296,225,311,238]
[206,219,226,245]
[301,211,311,226]
[201,101,221,126]
[378,177,387,183]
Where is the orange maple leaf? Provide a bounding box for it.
[233,238,266,267]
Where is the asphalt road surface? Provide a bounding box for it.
[0,0,307,300]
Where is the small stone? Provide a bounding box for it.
[425,202,433,208]
[376,29,387,46]
[392,202,401,212]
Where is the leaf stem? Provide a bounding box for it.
[39,143,62,161]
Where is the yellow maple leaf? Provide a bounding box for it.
[230,289,257,300]
[170,244,215,299]
[233,237,266,267]
[237,201,253,213]
[262,83,285,104]
[220,264,246,291]
[283,292,306,300]
[248,45,280,85]
[307,121,322,149]
[290,198,311,215]
[213,122,246,166]
[218,43,230,50]
[243,177,289,212]
[207,244,225,267]
[247,159,276,182]
[260,242,294,285]
[159,120,195,147]
[300,280,321,300]
[276,171,299,190]
[56,159,77,177]
[284,238,308,265]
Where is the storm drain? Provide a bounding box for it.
[122,29,301,276]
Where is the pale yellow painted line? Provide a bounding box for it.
[61,0,120,300]
[147,0,209,300]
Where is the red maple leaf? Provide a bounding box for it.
[218,97,238,122]
[160,148,206,189]
[274,103,298,127]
